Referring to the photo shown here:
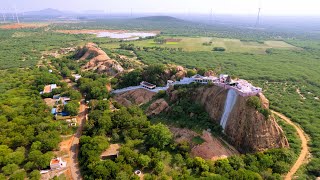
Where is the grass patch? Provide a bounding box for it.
[166,42,179,45]
[192,136,205,145]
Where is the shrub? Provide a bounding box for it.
[213,47,226,51]
[247,96,261,109]
[247,96,271,118]
[156,90,167,99]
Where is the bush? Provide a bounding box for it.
[260,109,271,118]
[156,90,167,99]
[247,96,261,109]
[213,47,226,51]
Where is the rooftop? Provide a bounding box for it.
[141,81,156,88]
[101,144,121,157]
[50,158,60,165]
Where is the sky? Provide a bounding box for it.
[2,0,320,16]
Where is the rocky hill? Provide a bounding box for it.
[76,43,124,76]
[113,83,288,153]
[185,85,289,153]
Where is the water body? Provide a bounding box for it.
[96,32,156,39]
[220,89,238,130]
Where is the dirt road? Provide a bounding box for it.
[272,110,309,180]
[70,100,87,180]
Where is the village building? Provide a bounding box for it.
[60,97,71,105]
[100,144,121,160]
[192,74,218,83]
[72,74,82,81]
[113,74,262,97]
[41,84,58,94]
[140,81,156,89]
[167,80,174,87]
[50,157,67,170]
[53,94,61,100]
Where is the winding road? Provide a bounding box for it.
[272,110,309,180]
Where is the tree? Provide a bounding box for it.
[62,90,82,101]
[64,101,79,116]
[154,37,166,44]
[187,69,197,77]
[2,164,19,175]
[229,168,262,180]
[0,145,13,166]
[229,156,245,170]
[307,158,320,177]
[60,67,71,77]
[154,161,164,174]
[138,154,151,168]
[28,150,53,169]
[6,147,25,165]
[193,157,209,173]
[9,169,26,180]
[119,69,142,88]
[212,47,226,52]
[272,161,289,174]
[95,113,113,135]
[30,141,42,151]
[29,170,41,180]
[145,123,172,150]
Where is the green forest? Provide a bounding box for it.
[0,69,64,179]
[0,15,319,179]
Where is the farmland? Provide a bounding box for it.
[102,36,298,53]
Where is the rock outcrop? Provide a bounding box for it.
[190,85,289,152]
[146,98,169,116]
[112,80,288,153]
[77,43,124,76]
[114,88,156,107]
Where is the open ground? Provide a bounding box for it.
[101,36,298,53]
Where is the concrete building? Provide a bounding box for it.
[140,81,156,89]
[72,74,82,81]
[50,157,67,170]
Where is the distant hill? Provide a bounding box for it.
[136,16,185,22]
[24,8,70,16]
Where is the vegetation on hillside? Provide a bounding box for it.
[79,100,298,179]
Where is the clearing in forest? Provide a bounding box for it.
[170,127,238,160]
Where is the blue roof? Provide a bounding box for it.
[60,112,69,116]
[53,94,61,99]
[51,108,57,114]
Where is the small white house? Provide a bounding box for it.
[72,74,82,81]
[50,157,67,170]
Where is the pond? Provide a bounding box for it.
[95,32,157,40]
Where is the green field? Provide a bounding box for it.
[101,36,298,54]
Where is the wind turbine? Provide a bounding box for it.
[255,0,262,27]
[11,8,15,21]
[14,6,20,24]
[210,8,215,24]
[1,8,6,23]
